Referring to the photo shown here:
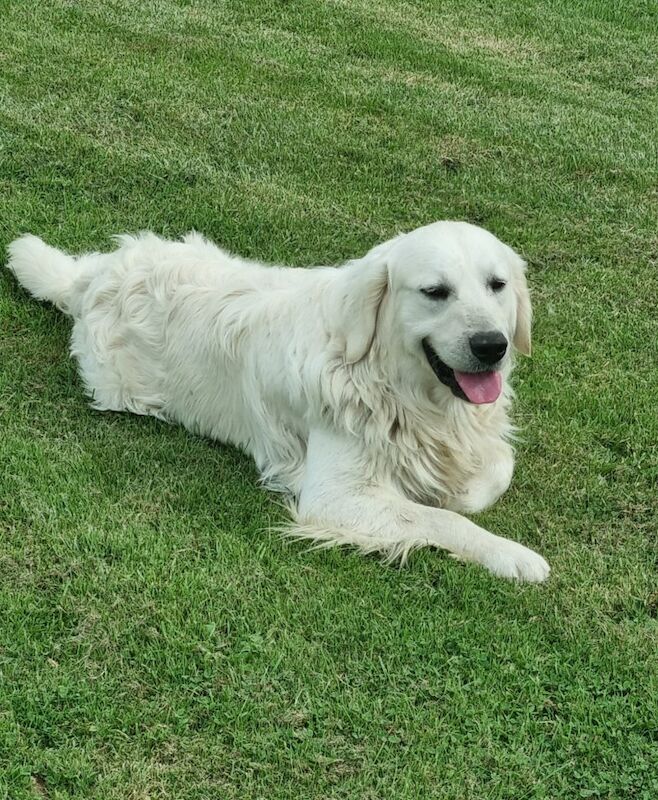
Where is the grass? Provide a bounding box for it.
[1,0,657,797]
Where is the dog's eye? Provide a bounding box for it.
[489,278,506,293]
[421,285,451,300]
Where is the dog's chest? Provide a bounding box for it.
[374,406,506,506]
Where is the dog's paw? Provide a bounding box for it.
[481,541,550,583]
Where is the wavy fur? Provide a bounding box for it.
[7,221,550,582]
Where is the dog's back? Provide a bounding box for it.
[7,231,328,490]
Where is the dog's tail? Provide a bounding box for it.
[6,235,82,314]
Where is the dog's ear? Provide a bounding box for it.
[510,253,532,356]
[328,241,391,364]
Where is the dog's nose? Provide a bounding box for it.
[469,331,508,365]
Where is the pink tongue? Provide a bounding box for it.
[453,371,502,404]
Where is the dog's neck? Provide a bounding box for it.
[319,341,515,505]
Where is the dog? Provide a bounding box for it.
[7,221,549,581]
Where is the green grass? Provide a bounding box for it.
[1,0,657,797]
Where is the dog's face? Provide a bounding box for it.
[332,222,531,405]
[385,222,530,404]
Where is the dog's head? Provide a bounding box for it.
[329,221,531,405]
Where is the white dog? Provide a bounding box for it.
[7,221,549,581]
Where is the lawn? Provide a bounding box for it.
[1,1,657,798]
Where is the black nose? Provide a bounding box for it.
[469,331,508,365]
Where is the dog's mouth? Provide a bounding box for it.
[421,339,502,404]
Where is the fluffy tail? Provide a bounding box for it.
[6,235,80,313]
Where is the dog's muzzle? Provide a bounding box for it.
[422,338,503,404]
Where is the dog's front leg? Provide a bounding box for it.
[291,428,549,583]
[446,442,515,514]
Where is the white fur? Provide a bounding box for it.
[7,222,549,582]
